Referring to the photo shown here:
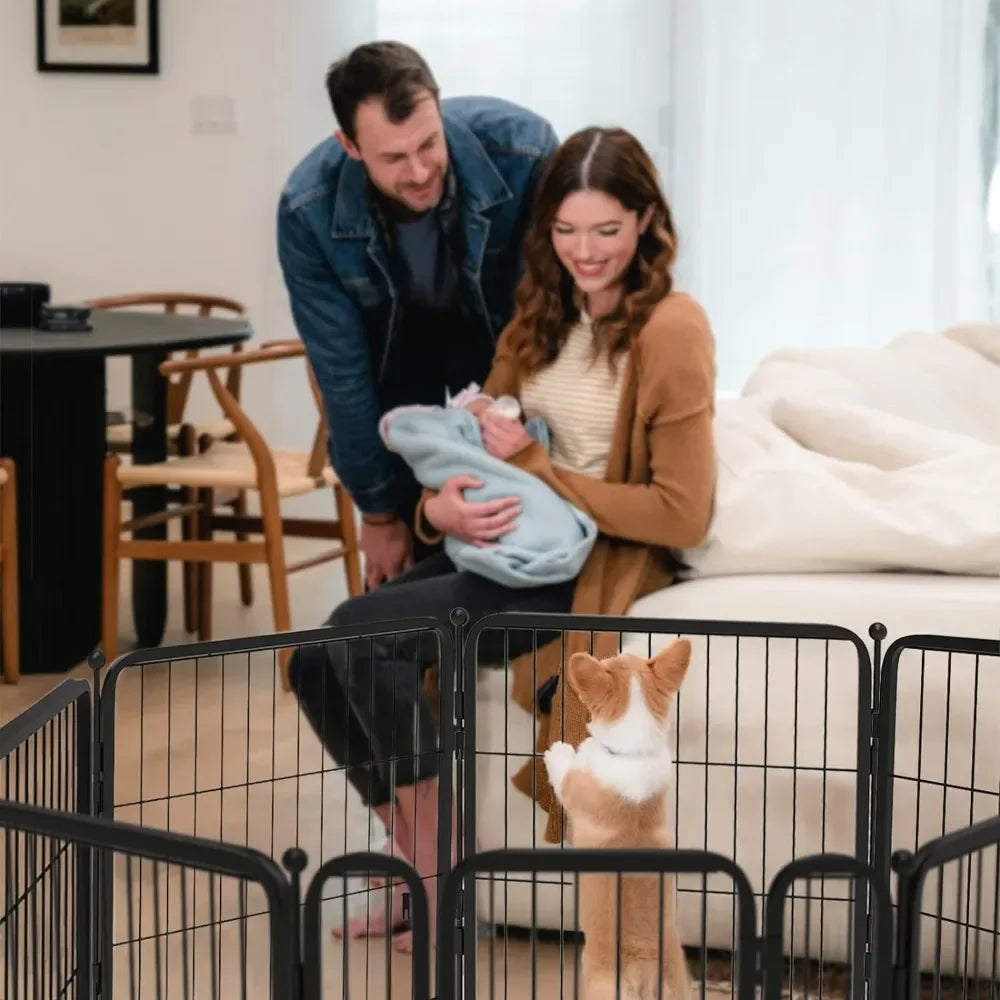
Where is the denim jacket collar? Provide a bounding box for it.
[329,108,513,240]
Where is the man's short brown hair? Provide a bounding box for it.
[325,41,439,143]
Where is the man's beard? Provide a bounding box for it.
[377,171,444,221]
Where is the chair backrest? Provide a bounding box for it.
[159,342,329,483]
[259,339,329,477]
[85,292,247,426]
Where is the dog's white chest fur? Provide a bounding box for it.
[545,675,674,805]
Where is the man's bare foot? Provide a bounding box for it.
[332,878,408,939]
[391,929,415,953]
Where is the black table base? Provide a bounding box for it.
[1,309,251,674]
[129,350,168,650]
[1,354,105,674]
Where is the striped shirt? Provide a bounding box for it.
[519,317,625,479]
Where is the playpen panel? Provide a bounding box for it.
[301,852,431,1000]
[100,620,456,935]
[761,854,892,1000]
[440,847,758,1000]
[893,814,1000,999]
[878,635,1000,981]
[0,680,92,999]
[463,613,872,976]
[0,799,295,1000]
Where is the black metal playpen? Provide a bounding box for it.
[2,608,999,999]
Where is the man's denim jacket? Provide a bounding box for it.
[277,96,558,515]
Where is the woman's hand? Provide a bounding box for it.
[480,411,533,460]
[424,475,521,548]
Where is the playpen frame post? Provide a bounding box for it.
[440,607,469,999]
[76,679,96,1000]
[88,648,112,1000]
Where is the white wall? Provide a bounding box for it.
[0,0,373,450]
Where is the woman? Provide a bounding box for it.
[288,125,716,949]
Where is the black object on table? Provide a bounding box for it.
[0,309,252,675]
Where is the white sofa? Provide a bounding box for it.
[472,323,1000,977]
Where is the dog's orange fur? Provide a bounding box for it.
[559,640,693,1000]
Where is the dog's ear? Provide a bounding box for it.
[567,652,614,710]
[649,638,691,694]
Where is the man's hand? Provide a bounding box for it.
[360,517,414,589]
[424,475,520,548]
[480,411,533,461]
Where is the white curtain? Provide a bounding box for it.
[668,0,990,392]
[374,0,989,394]
[375,0,672,178]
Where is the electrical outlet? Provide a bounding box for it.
[190,96,238,135]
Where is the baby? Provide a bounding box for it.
[378,383,597,588]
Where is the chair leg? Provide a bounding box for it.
[334,483,363,598]
[0,459,20,684]
[196,487,214,643]
[259,486,292,691]
[101,455,123,666]
[232,489,254,606]
[181,485,200,633]
[178,424,200,634]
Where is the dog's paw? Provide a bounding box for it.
[544,742,576,795]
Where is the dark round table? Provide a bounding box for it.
[0,309,252,675]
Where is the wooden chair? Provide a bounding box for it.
[85,292,253,632]
[100,341,363,690]
[0,457,20,684]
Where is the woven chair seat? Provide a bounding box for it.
[117,441,338,498]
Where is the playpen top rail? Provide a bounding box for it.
[99,615,452,678]
[461,609,874,656]
[881,633,1000,664]
[0,800,294,894]
[0,679,90,757]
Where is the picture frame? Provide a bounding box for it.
[37,0,159,74]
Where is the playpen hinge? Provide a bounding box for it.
[93,735,106,814]
[868,734,879,781]
[453,688,466,760]
[454,888,466,955]
[753,935,765,986]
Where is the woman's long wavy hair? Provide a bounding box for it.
[508,126,678,374]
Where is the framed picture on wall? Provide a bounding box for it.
[37,0,159,73]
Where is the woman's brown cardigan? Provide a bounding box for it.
[418,291,717,843]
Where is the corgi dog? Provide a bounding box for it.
[543,639,693,1000]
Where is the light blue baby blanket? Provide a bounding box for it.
[380,405,598,587]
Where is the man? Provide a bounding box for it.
[277,41,558,589]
